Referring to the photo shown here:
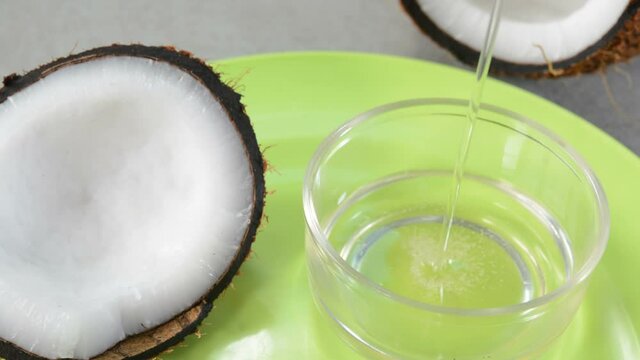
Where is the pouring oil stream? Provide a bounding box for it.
[439,0,504,303]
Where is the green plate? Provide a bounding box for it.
[162,52,640,359]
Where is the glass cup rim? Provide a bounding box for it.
[302,97,610,317]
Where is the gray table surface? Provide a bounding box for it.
[1,0,639,155]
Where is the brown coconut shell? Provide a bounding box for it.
[400,0,640,78]
[0,45,265,360]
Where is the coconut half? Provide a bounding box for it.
[401,0,640,77]
[0,45,265,359]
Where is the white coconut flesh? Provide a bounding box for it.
[415,0,629,64]
[0,57,254,359]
